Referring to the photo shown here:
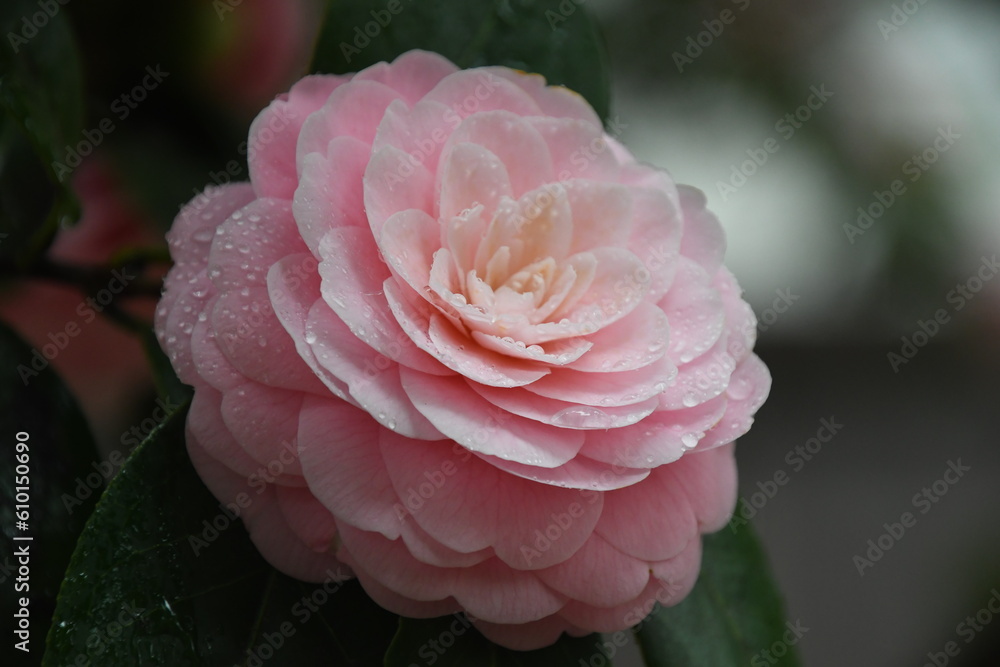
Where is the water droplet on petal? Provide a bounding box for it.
[551,406,613,429]
[681,433,699,448]
[681,393,698,408]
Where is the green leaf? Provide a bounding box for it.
[0,320,101,666]
[44,401,401,666]
[0,0,84,264]
[385,615,609,667]
[635,525,803,667]
[311,0,611,122]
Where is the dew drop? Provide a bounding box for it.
[192,229,215,243]
[304,331,317,344]
[681,393,698,408]
[552,406,613,428]
[681,433,699,448]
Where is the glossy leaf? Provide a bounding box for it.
[634,525,803,667]
[44,402,400,666]
[0,321,101,666]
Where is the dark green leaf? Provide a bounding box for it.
[384,615,609,667]
[44,401,400,666]
[312,0,611,122]
[635,525,803,667]
[0,0,84,264]
[0,320,101,666]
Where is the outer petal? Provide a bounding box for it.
[248,75,346,200]
[379,429,602,570]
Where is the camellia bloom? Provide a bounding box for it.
[156,50,770,649]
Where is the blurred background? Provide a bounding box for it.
[1,0,998,665]
[588,0,1000,665]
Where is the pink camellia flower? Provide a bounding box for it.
[156,50,770,649]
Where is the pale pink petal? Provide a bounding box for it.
[354,50,459,104]
[425,69,543,121]
[379,209,440,295]
[469,383,656,430]
[187,434,343,582]
[476,453,650,491]
[557,539,701,632]
[678,185,726,275]
[426,315,550,387]
[549,247,650,330]
[296,80,403,169]
[187,386,269,481]
[293,136,370,255]
[662,444,739,532]
[567,302,670,373]
[398,369,579,466]
[267,254,355,403]
[699,355,771,451]
[594,463,698,562]
[563,179,632,254]
[248,75,346,200]
[210,284,328,394]
[210,197,310,291]
[580,395,728,468]
[318,227,446,375]
[306,300,442,439]
[275,485,338,552]
[453,558,566,623]
[341,555,460,618]
[659,257,725,365]
[528,118,619,182]
[535,534,651,608]
[399,520,493,568]
[471,332,592,365]
[492,69,601,125]
[370,99,455,182]
[220,382,304,476]
[297,396,405,539]
[379,428,602,569]
[190,310,245,392]
[525,356,676,408]
[164,183,256,268]
[363,144,436,239]
[439,142,513,223]
[627,185,683,301]
[160,271,213,386]
[442,110,554,197]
